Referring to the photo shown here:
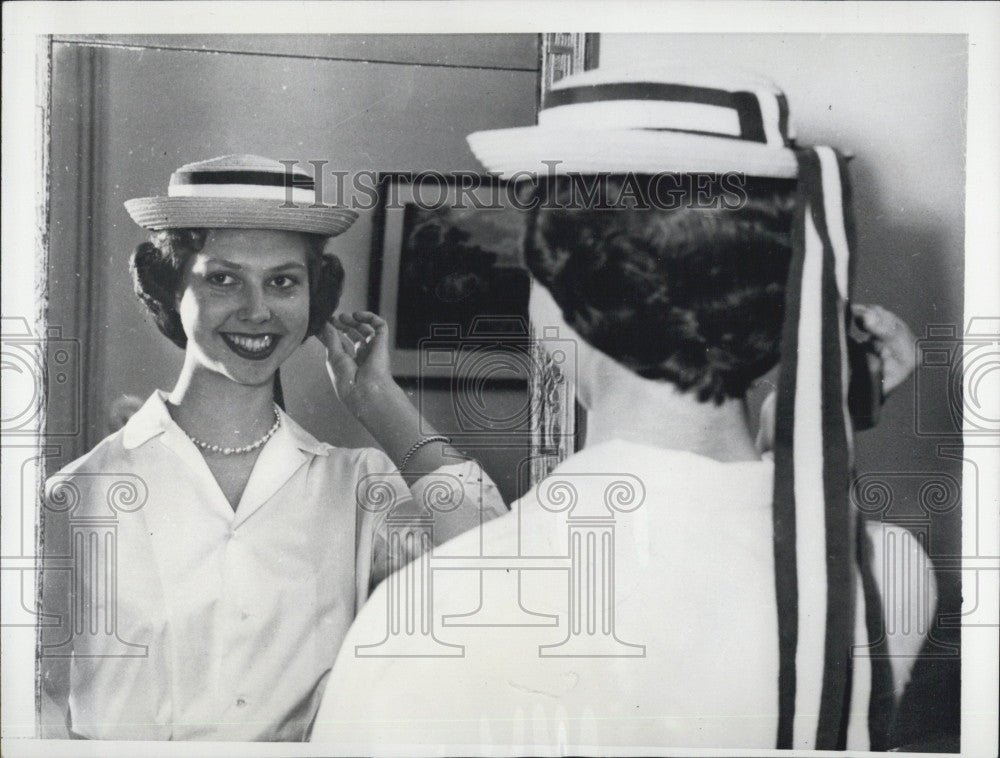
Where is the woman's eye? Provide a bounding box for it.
[271,275,301,290]
[207,272,237,286]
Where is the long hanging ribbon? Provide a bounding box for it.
[772,146,864,749]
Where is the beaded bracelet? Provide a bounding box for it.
[400,434,451,473]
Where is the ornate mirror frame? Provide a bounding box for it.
[527,34,599,488]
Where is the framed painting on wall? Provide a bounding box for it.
[368,173,531,382]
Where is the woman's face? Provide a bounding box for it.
[175,228,311,386]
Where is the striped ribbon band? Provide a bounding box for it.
[167,168,317,203]
[543,82,792,147]
[171,169,314,190]
[772,146,880,749]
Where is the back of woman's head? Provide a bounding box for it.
[525,174,796,404]
[129,228,344,349]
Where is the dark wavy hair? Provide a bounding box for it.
[129,228,344,349]
[525,174,796,404]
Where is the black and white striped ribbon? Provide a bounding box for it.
[168,166,317,204]
[541,81,791,147]
[772,147,890,749]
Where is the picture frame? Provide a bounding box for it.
[539,33,600,103]
[529,32,599,482]
[368,173,532,382]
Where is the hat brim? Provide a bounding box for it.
[124,197,358,237]
[468,126,798,179]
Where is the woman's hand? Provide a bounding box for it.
[756,304,917,453]
[319,311,394,412]
[851,303,916,395]
[318,310,460,481]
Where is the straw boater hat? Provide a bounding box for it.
[468,67,799,178]
[469,66,887,752]
[124,154,357,236]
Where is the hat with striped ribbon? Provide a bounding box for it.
[468,67,799,178]
[469,66,890,750]
[124,154,357,237]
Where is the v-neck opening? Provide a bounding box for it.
[231,427,309,527]
[159,425,244,522]
[132,392,322,526]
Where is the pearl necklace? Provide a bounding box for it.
[186,404,281,455]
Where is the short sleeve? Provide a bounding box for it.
[357,451,506,593]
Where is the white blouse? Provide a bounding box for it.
[43,390,505,741]
[313,440,936,751]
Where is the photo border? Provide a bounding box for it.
[2,4,998,757]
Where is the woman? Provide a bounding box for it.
[313,68,934,751]
[42,155,505,741]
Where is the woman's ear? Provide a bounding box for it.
[308,253,344,337]
[171,283,187,314]
[172,259,194,310]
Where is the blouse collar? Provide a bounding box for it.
[122,390,330,457]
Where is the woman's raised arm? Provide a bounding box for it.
[319,310,470,484]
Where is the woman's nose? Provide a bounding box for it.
[238,284,272,323]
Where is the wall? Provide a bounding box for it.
[46,35,539,503]
[600,33,965,745]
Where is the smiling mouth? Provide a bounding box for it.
[220,333,281,361]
